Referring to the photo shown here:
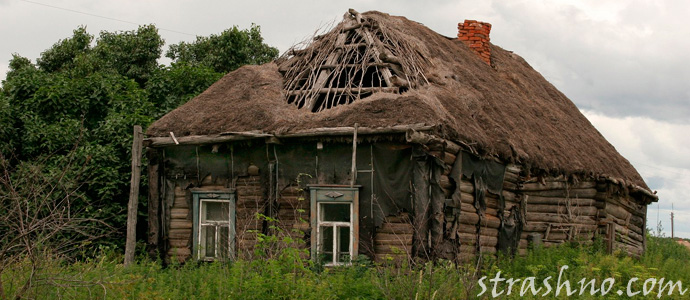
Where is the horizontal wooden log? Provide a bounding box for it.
[377,223,414,234]
[375,233,413,243]
[503,171,520,183]
[174,186,185,197]
[460,180,474,194]
[169,239,189,248]
[440,175,453,190]
[522,222,597,233]
[236,187,262,196]
[170,208,189,219]
[167,247,191,257]
[506,164,522,175]
[281,186,303,195]
[526,204,598,216]
[524,195,598,207]
[606,215,643,234]
[459,213,501,228]
[521,181,596,191]
[503,181,518,191]
[375,245,412,254]
[237,199,266,209]
[525,213,596,225]
[147,124,435,147]
[457,233,498,247]
[460,192,474,204]
[384,213,411,223]
[461,203,499,217]
[613,223,644,242]
[173,197,188,208]
[170,220,192,230]
[376,239,413,246]
[457,225,498,237]
[502,190,517,202]
[521,188,597,198]
[374,254,409,263]
[168,229,192,240]
[443,152,457,166]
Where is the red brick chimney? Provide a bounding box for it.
[457,20,492,65]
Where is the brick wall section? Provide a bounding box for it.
[457,20,492,65]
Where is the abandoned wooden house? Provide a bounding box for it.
[143,10,658,264]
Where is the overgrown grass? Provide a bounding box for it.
[2,236,689,299]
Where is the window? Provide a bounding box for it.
[309,186,359,266]
[191,190,235,261]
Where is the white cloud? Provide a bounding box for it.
[583,110,690,238]
[1,0,688,238]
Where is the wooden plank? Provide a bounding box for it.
[526,204,598,216]
[521,181,596,191]
[524,212,597,225]
[147,152,160,256]
[522,188,597,198]
[146,124,435,147]
[307,31,347,111]
[125,125,143,267]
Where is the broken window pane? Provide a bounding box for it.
[203,201,229,222]
[337,226,350,263]
[320,225,334,264]
[320,203,350,222]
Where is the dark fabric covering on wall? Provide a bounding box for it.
[371,144,414,226]
[498,205,523,255]
[160,140,423,259]
[412,147,431,257]
[461,152,506,214]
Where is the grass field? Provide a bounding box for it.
[2,235,689,299]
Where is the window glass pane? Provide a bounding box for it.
[203,201,229,222]
[319,225,334,264]
[201,225,216,258]
[219,226,229,259]
[320,203,350,222]
[337,226,351,263]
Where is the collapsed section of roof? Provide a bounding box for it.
[278,9,430,112]
[146,10,652,192]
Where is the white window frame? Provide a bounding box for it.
[198,199,231,261]
[316,201,354,266]
[309,186,359,266]
[191,189,235,261]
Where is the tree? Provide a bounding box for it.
[166,24,278,74]
[0,23,279,253]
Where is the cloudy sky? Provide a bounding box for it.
[1,0,688,237]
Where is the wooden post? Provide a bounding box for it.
[147,150,160,259]
[350,123,358,187]
[671,203,675,240]
[606,222,615,254]
[125,125,143,266]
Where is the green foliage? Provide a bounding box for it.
[1,23,277,254]
[166,24,279,74]
[2,236,690,299]
[146,62,223,118]
[93,24,164,86]
[36,27,93,73]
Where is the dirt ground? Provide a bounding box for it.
[677,239,690,251]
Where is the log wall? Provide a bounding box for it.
[235,175,266,260]
[374,212,414,263]
[164,175,267,262]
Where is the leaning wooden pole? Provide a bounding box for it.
[350,123,358,187]
[125,125,143,266]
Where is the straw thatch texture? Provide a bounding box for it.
[147,11,648,190]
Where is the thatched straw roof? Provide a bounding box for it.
[147,10,651,192]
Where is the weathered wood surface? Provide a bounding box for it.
[147,153,160,257]
[125,125,143,267]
